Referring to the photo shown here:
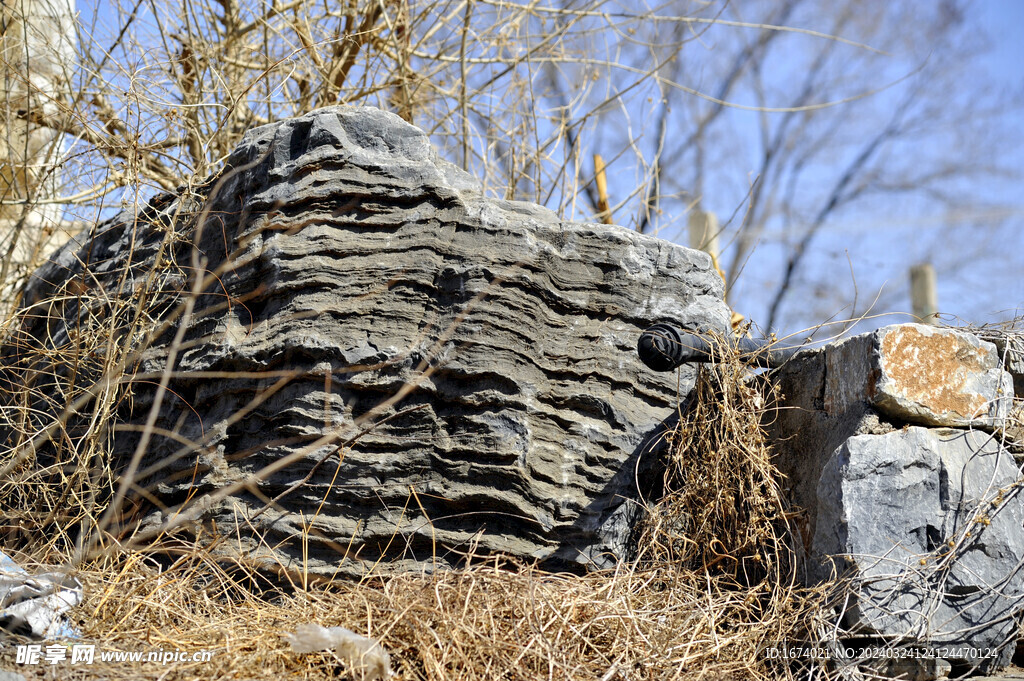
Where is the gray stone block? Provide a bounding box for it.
[815,427,1024,669]
[979,331,1024,399]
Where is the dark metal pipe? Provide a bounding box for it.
[636,322,798,371]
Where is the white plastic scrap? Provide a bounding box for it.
[286,623,392,680]
[0,552,82,640]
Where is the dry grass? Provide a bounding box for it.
[0,554,827,680]
[5,216,1018,678]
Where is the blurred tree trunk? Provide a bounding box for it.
[0,0,76,295]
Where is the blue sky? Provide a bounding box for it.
[980,0,1024,77]
[889,0,1023,329]
[708,0,1024,336]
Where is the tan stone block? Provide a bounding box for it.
[824,324,1012,428]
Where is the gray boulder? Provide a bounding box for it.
[817,427,1024,670]
[5,106,730,578]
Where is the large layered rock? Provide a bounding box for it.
[770,324,1024,673]
[5,106,730,578]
